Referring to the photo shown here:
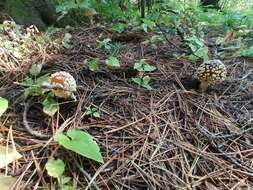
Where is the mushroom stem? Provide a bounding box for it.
[89,16,94,26]
[199,80,209,92]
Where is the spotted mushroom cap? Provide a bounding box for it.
[196,59,227,84]
[49,71,77,98]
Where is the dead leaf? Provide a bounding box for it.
[0,175,17,190]
[205,181,218,190]
[224,31,236,44]
[0,145,22,168]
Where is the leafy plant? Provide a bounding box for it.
[240,46,253,58]
[88,58,100,72]
[98,38,126,55]
[185,36,209,61]
[62,33,72,49]
[134,59,156,72]
[56,0,90,21]
[46,159,74,190]
[42,96,59,117]
[0,97,8,117]
[83,106,100,118]
[54,129,103,163]
[132,76,152,90]
[22,65,59,117]
[98,38,112,51]
[105,56,120,67]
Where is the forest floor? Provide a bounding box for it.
[1,26,253,189]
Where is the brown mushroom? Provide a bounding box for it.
[48,71,77,99]
[196,59,227,92]
[84,8,97,26]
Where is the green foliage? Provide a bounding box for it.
[29,64,42,77]
[62,33,72,49]
[46,159,75,190]
[42,96,59,117]
[22,65,60,117]
[134,59,156,72]
[132,76,152,90]
[98,38,127,56]
[54,129,103,163]
[240,46,253,58]
[83,106,100,118]
[186,35,209,61]
[88,58,100,72]
[0,97,8,117]
[46,159,65,178]
[56,0,90,21]
[105,56,120,67]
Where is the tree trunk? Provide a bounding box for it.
[0,0,57,30]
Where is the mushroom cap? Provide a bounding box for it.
[49,71,77,98]
[196,59,227,84]
[84,8,97,17]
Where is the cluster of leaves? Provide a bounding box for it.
[132,59,156,90]
[45,129,103,189]
[22,64,59,117]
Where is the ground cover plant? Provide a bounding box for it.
[0,0,252,189]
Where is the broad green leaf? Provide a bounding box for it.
[132,77,142,86]
[88,58,100,72]
[62,186,75,190]
[29,64,42,77]
[142,76,152,90]
[0,97,8,117]
[62,176,71,184]
[0,175,18,190]
[93,112,100,118]
[133,62,143,71]
[142,83,152,90]
[0,145,22,168]
[105,56,120,67]
[142,76,151,84]
[240,46,253,57]
[46,159,65,178]
[143,65,156,72]
[54,129,103,163]
[42,97,59,117]
[62,33,72,49]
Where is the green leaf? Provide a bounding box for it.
[88,58,100,72]
[54,129,103,163]
[42,97,59,117]
[29,64,42,77]
[142,83,152,90]
[142,76,152,90]
[46,159,65,178]
[62,186,75,190]
[143,65,156,72]
[0,97,8,117]
[62,33,72,49]
[240,46,253,57]
[133,62,143,71]
[93,112,100,118]
[132,77,142,86]
[62,176,71,184]
[142,76,151,84]
[105,56,120,67]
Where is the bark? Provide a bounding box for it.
[0,0,57,30]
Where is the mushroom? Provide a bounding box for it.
[83,8,97,26]
[196,59,227,92]
[48,71,77,99]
